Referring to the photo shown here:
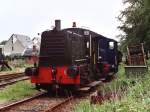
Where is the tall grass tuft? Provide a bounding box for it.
[74,64,150,112]
[0,81,36,103]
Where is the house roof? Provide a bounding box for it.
[12,34,33,48]
[22,48,33,56]
[23,47,39,56]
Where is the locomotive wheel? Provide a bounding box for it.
[35,84,78,95]
[60,85,79,92]
[35,84,41,90]
[35,84,54,91]
[102,74,115,82]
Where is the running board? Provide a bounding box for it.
[78,81,102,92]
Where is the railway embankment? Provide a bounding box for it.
[0,61,150,112]
[0,80,38,106]
[74,62,150,112]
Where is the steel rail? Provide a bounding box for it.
[0,76,29,88]
[0,72,24,80]
[44,96,74,112]
[0,72,29,88]
[0,91,47,111]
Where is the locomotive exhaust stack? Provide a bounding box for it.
[55,20,61,31]
[72,22,76,27]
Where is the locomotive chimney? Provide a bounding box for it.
[55,20,61,31]
[72,22,76,27]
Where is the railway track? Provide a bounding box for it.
[44,96,74,112]
[0,87,99,112]
[0,80,100,112]
[0,72,29,88]
[0,78,111,112]
[0,91,47,112]
[0,91,75,112]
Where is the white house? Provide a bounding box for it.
[3,34,33,56]
[0,45,4,54]
[32,37,41,49]
[22,37,41,57]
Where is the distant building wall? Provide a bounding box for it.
[13,39,24,55]
[3,37,13,56]
[3,34,26,56]
[0,45,4,54]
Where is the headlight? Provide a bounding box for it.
[66,66,79,78]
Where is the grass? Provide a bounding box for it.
[0,60,36,105]
[147,59,150,65]
[74,63,150,112]
[0,81,36,103]
[0,60,33,74]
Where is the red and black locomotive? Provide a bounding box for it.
[25,20,122,90]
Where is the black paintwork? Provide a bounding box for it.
[38,27,120,83]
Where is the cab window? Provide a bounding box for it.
[109,41,114,49]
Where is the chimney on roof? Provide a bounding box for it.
[55,20,61,31]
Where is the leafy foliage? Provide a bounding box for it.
[74,64,150,112]
[118,0,150,51]
[0,40,7,45]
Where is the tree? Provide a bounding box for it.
[0,40,7,45]
[118,0,150,51]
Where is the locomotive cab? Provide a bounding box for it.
[97,37,119,80]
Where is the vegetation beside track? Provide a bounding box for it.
[0,80,37,104]
[0,60,32,75]
[74,63,150,112]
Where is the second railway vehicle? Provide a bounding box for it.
[25,20,122,90]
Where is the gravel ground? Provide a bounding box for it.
[52,97,88,112]
[2,95,69,112]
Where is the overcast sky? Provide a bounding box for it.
[0,0,124,42]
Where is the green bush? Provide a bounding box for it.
[74,65,150,112]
